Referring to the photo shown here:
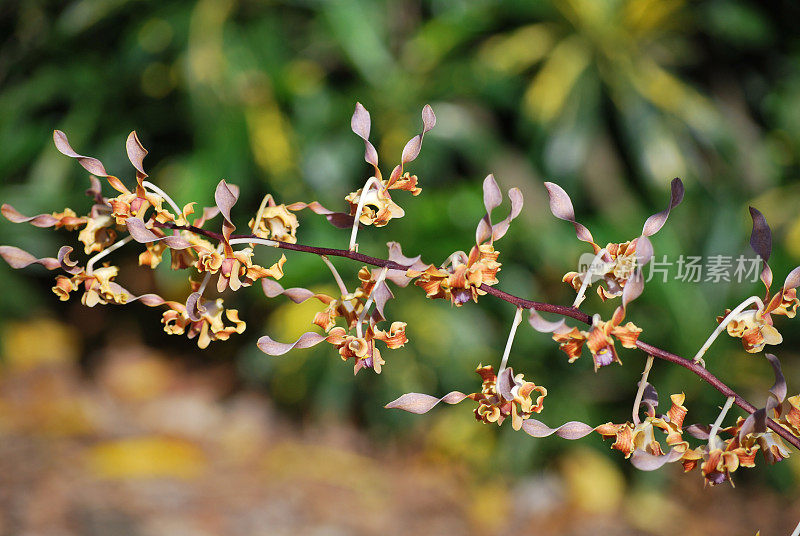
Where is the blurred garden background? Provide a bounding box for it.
[2,0,800,533]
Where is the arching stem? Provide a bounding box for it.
[708,396,736,449]
[573,248,609,308]
[498,306,524,376]
[348,177,382,252]
[86,235,133,274]
[143,181,182,218]
[692,295,765,366]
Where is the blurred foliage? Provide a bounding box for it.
[2,0,800,499]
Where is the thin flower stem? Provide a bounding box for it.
[573,248,608,308]
[707,396,736,449]
[356,266,389,339]
[348,177,381,252]
[320,255,349,297]
[86,235,133,273]
[152,220,800,453]
[498,307,523,376]
[692,295,765,366]
[631,355,655,425]
[142,181,182,217]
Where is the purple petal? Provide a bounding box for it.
[497,368,515,401]
[630,448,683,471]
[125,218,192,249]
[783,266,800,291]
[53,130,108,177]
[622,268,645,309]
[520,419,595,439]
[1,204,60,228]
[543,182,594,244]
[257,332,328,356]
[0,245,61,270]
[641,178,684,237]
[491,187,524,242]
[384,391,467,414]
[215,180,239,226]
[126,131,148,178]
[57,246,82,274]
[749,207,773,290]
[528,310,568,333]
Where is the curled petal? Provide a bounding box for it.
[0,245,61,270]
[543,182,595,245]
[384,241,427,287]
[215,180,239,228]
[261,278,333,305]
[490,187,524,242]
[783,266,800,292]
[641,178,684,237]
[286,201,355,229]
[86,176,105,204]
[185,292,205,322]
[520,419,595,439]
[622,268,645,309]
[739,353,787,441]
[384,391,468,414]
[476,175,503,244]
[350,102,379,172]
[125,217,192,249]
[636,382,659,417]
[497,368,515,401]
[2,204,60,227]
[400,104,436,165]
[528,309,569,333]
[57,246,82,274]
[749,206,773,291]
[126,131,148,178]
[686,424,711,440]
[124,292,170,307]
[257,331,327,356]
[53,130,108,177]
[630,448,684,471]
[634,235,654,267]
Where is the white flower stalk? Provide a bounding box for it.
[692,295,765,366]
[498,307,524,376]
[143,180,182,217]
[348,177,382,252]
[573,248,609,308]
[707,396,736,450]
[86,235,133,273]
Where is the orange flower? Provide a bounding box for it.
[467,365,547,431]
[553,308,642,371]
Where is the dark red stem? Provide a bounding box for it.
[154,221,800,451]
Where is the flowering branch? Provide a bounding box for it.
[4,104,800,490]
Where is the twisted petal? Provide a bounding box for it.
[749,207,773,291]
[641,178,684,237]
[528,309,569,333]
[53,130,109,177]
[261,278,333,304]
[543,182,595,245]
[351,102,379,174]
[125,217,192,249]
[0,245,61,270]
[384,391,468,414]
[286,201,355,229]
[57,246,82,274]
[126,131,148,178]
[738,353,787,441]
[630,448,684,471]
[520,419,595,439]
[400,104,436,165]
[257,331,327,356]
[2,204,60,228]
